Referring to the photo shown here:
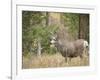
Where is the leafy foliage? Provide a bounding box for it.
[31,25,58,54]
[22,11,58,55]
[63,13,79,40]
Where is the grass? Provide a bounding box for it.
[22,52,89,69]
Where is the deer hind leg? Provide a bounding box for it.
[65,57,72,65]
[65,57,68,62]
[65,57,70,65]
[69,57,72,62]
[80,54,83,59]
[79,54,84,64]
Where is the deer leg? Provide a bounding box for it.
[65,52,68,62]
[69,57,71,62]
[80,54,83,59]
[79,54,84,63]
[65,57,67,62]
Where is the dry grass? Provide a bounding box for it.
[22,53,89,69]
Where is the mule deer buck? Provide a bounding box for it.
[50,30,89,62]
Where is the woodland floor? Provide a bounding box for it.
[22,53,89,69]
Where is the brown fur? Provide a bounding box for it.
[51,33,86,62]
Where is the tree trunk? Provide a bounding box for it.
[48,12,61,26]
[79,14,89,42]
[47,12,69,40]
[37,39,42,57]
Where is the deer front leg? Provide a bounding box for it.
[65,52,69,63]
[65,51,68,62]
